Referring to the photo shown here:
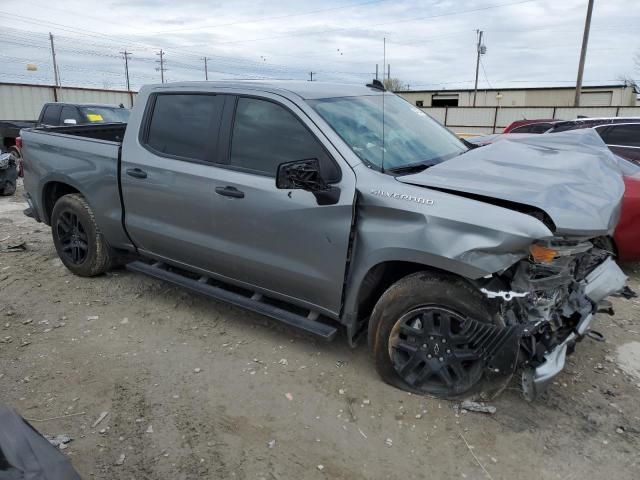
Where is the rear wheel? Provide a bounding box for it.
[369,271,497,399]
[51,194,112,276]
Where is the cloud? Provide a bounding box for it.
[0,0,638,90]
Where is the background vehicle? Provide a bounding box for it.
[36,102,130,127]
[0,102,130,162]
[503,118,558,133]
[547,117,640,164]
[19,81,626,401]
[0,152,18,196]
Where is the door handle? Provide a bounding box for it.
[215,186,245,199]
[126,168,147,179]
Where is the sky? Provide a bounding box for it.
[0,0,638,91]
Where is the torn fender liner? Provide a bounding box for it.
[0,407,81,480]
[397,129,625,236]
[456,318,524,400]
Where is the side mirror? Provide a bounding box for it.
[63,118,77,125]
[276,158,340,206]
[276,158,326,191]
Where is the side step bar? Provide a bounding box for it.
[126,260,338,341]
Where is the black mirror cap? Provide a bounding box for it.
[276,158,327,191]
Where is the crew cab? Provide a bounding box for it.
[20,81,627,400]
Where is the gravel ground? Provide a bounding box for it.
[1,184,640,480]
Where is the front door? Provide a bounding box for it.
[196,95,356,316]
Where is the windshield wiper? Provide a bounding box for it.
[388,162,434,175]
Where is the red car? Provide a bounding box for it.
[466,132,640,261]
[616,174,640,261]
[503,119,558,134]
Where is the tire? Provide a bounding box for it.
[1,179,16,196]
[51,193,112,276]
[369,271,498,399]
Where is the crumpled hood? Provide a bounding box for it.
[397,129,625,236]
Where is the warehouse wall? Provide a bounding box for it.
[0,83,137,120]
[398,85,637,108]
[422,106,640,135]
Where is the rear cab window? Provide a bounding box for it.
[143,93,224,162]
[40,105,62,126]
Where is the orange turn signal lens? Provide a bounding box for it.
[529,244,558,263]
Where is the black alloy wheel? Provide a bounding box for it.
[388,306,483,397]
[56,210,89,265]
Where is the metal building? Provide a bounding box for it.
[0,82,136,121]
[397,84,638,108]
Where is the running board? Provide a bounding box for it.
[126,260,337,341]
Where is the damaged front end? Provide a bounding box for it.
[476,239,626,400]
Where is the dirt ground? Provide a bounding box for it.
[1,183,640,480]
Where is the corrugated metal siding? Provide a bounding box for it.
[496,108,555,127]
[0,83,137,120]
[446,107,495,127]
[0,84,54,120]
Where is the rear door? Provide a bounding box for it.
[596,124,640,163]
[121,92,228,269]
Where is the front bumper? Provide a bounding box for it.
[523,258,626,399]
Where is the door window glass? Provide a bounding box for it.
[229,97,338,179]
[599,124,640,147]
[146,94,221,161]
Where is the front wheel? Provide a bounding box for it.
[369,272,499,399]
[51,193,112,276]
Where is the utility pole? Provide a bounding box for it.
[574,0,594,107]
[473,30,484,107]
[120,50,131,91]
[49,32,61,101]
[308,71,316,81]
[387,64,390,82]
[375,64,378,80]
[156,49,166,83]
[203,57,209,80]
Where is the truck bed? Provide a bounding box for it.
[20,123,132,249]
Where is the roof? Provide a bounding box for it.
[148,80,384,99]
[43,102,127,108]
[396,84,633,94]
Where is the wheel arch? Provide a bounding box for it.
[342,255,486,345]
[41,179,83,225]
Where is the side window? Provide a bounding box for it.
[510,124,534,134]
[145,94,221,161]
[529,123,552,134]
[60,106,82,125]
[599,124,640,147]
[41,105,62,125]
[229,97,339,180]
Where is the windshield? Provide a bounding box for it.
[80,106,130,123]
[309,94,467,171]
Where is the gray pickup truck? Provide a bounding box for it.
[21,80,627,400]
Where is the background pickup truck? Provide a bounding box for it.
[21,80,627,401]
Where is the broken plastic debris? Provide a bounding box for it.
[285,392,293,401]
[114,453,126,466]
[278,358,288,366]
[459,401,496,414]
[92,411,109,427]
[146,425,153,434]
[194,367,202,373]
[45,434,73,448]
